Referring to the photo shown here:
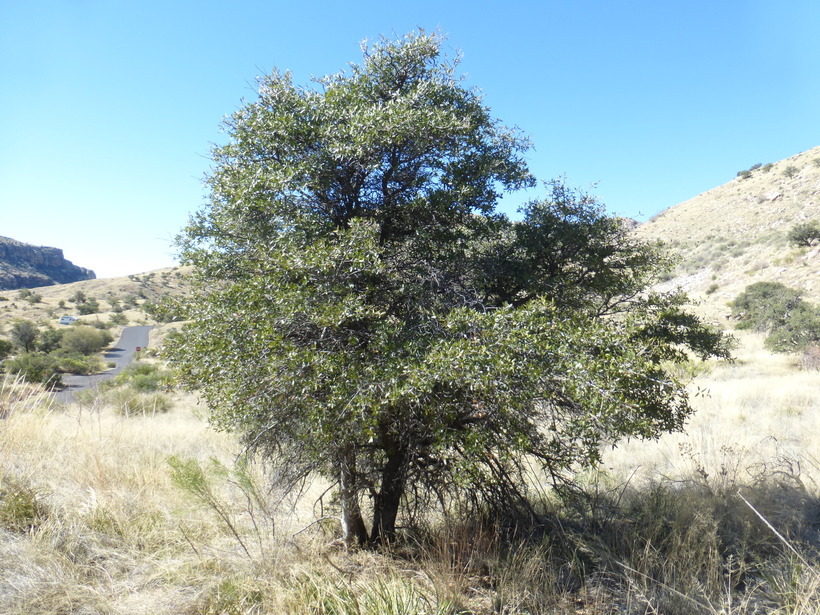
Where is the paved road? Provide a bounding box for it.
[55,325,153,404]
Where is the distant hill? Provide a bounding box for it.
[635,146,820,319]
[0,267,189,339]
[0,236,95,290]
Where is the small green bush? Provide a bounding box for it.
[60,326,113,355]
[736,163,762,179]
[122,294,139,309]
[55,352,105,375]
[87,320,112,330]
[732,282,820,352]
[77,298,101,315]
[732,282,803,332]
[764,303,820,352]
[762,163,774,172]
[112,361,173,392]
[4,353,60,385]
[37,327,64,353]
[141,299,181,322]
[0,477,48,532]
[782,165,799,178]
[0,339,12,361]
[109,312,128,326]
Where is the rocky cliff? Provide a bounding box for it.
[0,236,96,290]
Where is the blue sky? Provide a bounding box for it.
[1,0,818,278]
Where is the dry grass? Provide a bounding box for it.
[606,331,820,481]
[0,387,241,614]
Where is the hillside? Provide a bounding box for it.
[0,268,188,334]
[635,146,820,320]
[0,236,95,290]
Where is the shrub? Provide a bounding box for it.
[69,290,87,303]
[111,361,173,392]
[0,339,12,361]
[764,303,820,352]
[86,320,111,330]
[705,283,719,295]
[731,282,803,332]
[762,163,774,172]
[59,326,113,355]
[122,294,139,309]
[787,220,820,247]
[109,312,128,326]
[783,165,799,178]
[0,477,48,532]
[736,163,761,179]
[77,298,101,315]
[141,299,181,322]
[55,352,105,375]
[37,327,64,353]
[4,353,61,385]
[732,282,820,352]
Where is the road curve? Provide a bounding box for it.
[54,325,153,404]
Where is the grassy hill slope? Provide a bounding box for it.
[0,268,188,331]
[635,146,820,320]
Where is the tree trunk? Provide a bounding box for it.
[338,449,368,547]
[369,447,406,545]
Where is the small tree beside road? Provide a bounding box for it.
[9,320,39,353]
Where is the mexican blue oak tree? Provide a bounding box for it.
[169,32,729,547]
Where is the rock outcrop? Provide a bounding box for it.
[0,236,95,290]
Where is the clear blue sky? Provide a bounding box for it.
[2,0,818,278]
